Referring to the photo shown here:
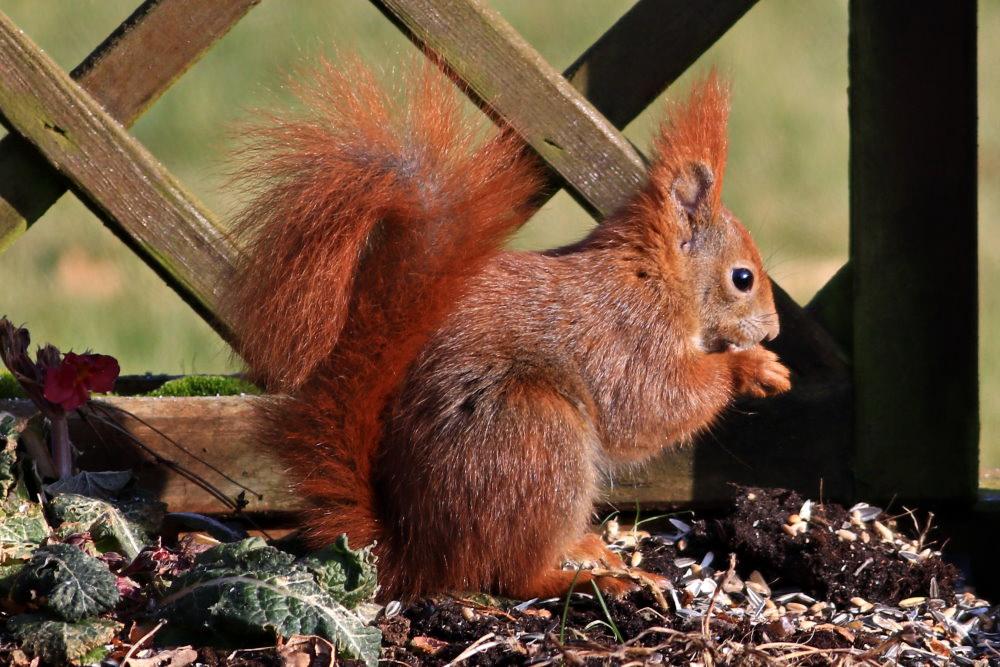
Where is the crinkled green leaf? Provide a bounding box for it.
[45,470,133,500]
[156,537,380,666]
[48,492,161,559]
[0,561,26,596]
[302,534,378,609]
[12,543,120,621]
[0,499,48,558]
[0,420,49,560]
[9,613,121,664]
[0,413,20,492]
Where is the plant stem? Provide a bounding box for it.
[50,414,73,478]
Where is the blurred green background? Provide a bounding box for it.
[0,2,996,473]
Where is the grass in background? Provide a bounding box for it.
[0,1,996,470]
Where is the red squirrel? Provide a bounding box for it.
[224,57,791,602]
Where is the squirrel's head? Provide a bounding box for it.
[624,72,779,352]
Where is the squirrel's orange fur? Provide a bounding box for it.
[225,57,790,601]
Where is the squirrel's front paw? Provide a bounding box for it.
[730,347,791,398]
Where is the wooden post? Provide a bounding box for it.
[849,2,978,504]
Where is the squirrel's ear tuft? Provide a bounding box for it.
[671,161,714,216]
[648,71,730,216]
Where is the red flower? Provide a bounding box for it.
[43,352,120,411]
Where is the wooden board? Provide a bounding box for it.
[0,393,853,514]
[0,0,259,253]
[0,10,238,338]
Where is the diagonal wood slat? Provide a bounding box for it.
[0,10,236,337]
[0,0,259,253]
[563,0,758,132]
[375,0,648,218]
[375,0,758,219]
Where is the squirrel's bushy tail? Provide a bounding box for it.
[225,56,541,546]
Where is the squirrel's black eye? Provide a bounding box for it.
[732,268,754,292]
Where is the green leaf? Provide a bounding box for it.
[45,470,133,500]
[301,534,378,609]
[9,613,121,665]
[0,498,48,558]
[0,419,48,561]
[0,414,20,492]
[156,537,381,666]
[12,543,120,622]
[48,492,162,559]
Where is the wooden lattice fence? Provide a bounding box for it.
[0,0,980,520]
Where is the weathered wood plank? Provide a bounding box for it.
[849,1,977,504]
[0,10,238,337]
[0,396,293,516]
[375,0,757,219]
[373,0,647,218]
[563,0,758,131]
[0,0,259,253]
[0,394,849,514]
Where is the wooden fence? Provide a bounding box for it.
[0,0,979,517]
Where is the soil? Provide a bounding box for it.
[11,486,993,666]
[370,486,985,666]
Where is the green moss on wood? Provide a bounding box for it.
[0,373,27,399]
[145,375,260,397]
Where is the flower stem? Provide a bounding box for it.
[50,414,73,478]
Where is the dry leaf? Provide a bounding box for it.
[124,646,198,667]
[410,635,449,655]
[278,634,335,667]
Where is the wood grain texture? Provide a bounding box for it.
[0,396,294,516]
[2,394,848,513]
[375,0,757,219]
[0,0,258,252]
[0,10,238,337]
[849,0,978,504]
[374,0,647,218]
